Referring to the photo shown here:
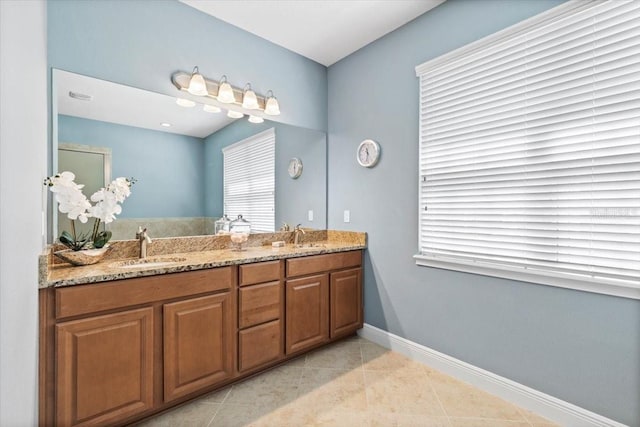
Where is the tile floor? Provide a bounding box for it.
[137,336,558,427]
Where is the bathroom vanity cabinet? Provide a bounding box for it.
[285,250,363,354]
[40,249,363,427]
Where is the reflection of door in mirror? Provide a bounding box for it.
[56,143,112,239]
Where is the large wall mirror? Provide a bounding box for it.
[51,69,327,241]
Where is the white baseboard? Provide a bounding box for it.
[358,324,627,427]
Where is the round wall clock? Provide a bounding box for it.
[357,139,380,168]
[288,157,303,179]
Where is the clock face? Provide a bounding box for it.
[357,139,380,167]
[288,157,303,179]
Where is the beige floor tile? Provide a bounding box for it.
[362,343,428,372]
[364,369,446,416]
[518,408,558,426]
[135,339,556,427]
[312,407,372,426]
[197,386,231,404]
[224,365,302,409]
[305,340,363,370]
[428,371,526,421]
[297,367,369,412]
[448,418,531,427]
[369,411,451,427]
[138,402,220,427]
[286,354,307,367]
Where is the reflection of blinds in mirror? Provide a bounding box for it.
[223,128,275,233]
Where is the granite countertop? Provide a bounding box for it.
[41,230,366,288]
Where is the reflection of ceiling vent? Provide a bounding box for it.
[68,91,93,101]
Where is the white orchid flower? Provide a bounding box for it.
[46,172,134,250]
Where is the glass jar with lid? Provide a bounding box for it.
[214,214,232,235]
[230,215,251,250]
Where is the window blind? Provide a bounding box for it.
[223,128,275,233]
[415,0,640,298]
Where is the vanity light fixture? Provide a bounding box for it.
[187,66,208,96]
[171,69,281,115]
[227,110,244,119]
[203,104,221,113]
[248,115,264,124]
[242,83,259,110]
[176,98,196,108]
[217,75,236,104]
[264,90,280,116]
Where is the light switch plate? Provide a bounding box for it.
[308,210,313,221]
[343,210,350,223]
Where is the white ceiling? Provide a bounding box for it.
[56,70,237,139]
[180,0,446,66]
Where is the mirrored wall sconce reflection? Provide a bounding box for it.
[172,67,281,125]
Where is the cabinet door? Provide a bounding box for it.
[163,292,234,403]
[285,274,329,354]
[330,268,363,338]
[56,307,154,427]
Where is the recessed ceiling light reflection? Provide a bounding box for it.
[176,98,196,108]
[203,104,221,113]
[161,122,172,127]
[227,110,244,119]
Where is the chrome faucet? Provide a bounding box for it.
[136,227,152,258]
[293,224,306,246]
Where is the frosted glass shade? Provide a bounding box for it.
[187,67,208,96]
[242,84,259,110]
[217,79,236,104]
[264,95,280,115]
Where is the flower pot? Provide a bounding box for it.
[54,245,111,266]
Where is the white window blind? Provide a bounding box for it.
[415,0,640,299]
[223,128,275,233]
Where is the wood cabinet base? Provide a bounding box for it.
[40,251,363,427]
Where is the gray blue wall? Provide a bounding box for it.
[205,120,327,229]
[48,0,327,131]
[59,115,205,218]
[327,0,640,425]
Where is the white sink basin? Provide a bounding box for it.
[111,256,187,269]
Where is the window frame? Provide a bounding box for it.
[414,0,640,300]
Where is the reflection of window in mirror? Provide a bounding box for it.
[56,143,112,238]
[222,129,275,232]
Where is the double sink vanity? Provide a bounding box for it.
[39,229,366,427]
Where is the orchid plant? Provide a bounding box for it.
[45,171,135,251]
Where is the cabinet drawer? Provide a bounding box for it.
[56,267,233,319]
[286,251,362,278]
[238,320,282,372]
[239,260,281,286]
[239,281,281,329]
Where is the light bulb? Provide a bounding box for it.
[217,76,236,103]
[242,83,259,110]
[187,66,208,96]
[264,91,280,115]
